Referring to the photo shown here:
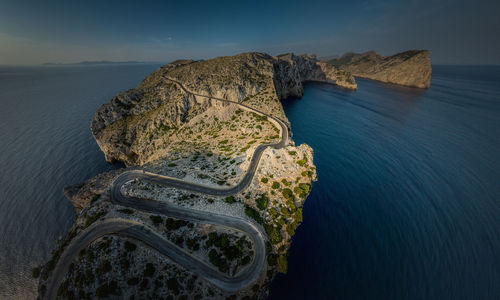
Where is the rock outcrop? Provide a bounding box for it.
[91,52,356,166]
[327,50,432,88]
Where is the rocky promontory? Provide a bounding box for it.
[91,52,356,166]
[327,50,432,88]
[33,52,349,299]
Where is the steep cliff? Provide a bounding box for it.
[91,52,356,166]
[327,50,432,88]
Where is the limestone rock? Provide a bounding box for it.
[91,52,356,166]
[327,50,432,88]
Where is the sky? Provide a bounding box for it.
[0,0,499,65]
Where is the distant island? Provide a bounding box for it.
[325,50,432,88]
[42,60,147,66]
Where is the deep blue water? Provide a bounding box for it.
[270,66,500,299]
[0,64,162,299]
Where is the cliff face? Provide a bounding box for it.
[327,50,432,88]
[91,52,356,166]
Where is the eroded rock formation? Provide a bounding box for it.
[327,50,432,88]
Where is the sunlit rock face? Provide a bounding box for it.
[327,50,432,88]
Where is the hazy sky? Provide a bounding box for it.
[1,0,499,65]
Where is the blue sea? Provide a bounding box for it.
[0,65,499,299]
[270,66,500,299]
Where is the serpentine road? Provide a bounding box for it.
[44,79,289,299]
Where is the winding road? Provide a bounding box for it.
[44,78,290,299]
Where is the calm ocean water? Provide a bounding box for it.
[0,65,499,299]
[0,64,161,299]
[270,66,500,299]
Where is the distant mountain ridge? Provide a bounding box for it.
[325,50,432,88]
[42,60,147,66]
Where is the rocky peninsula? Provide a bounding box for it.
[35,52,353,299]
[326,50,432,88]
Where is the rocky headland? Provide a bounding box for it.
[34,52,352,299]
[326,50,432,88]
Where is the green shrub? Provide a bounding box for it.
[208,249,228,273]
[286,221,298,236]
[143,263,155,277]
[281,179,290,186]
[97,260,112,275]
[264,224,282,244]
[299,183,311,193]
[294,183,312,199]
[168,163,177,167]
[224,196,236,204]
[245,205,263,224]
[84,211,107,229]
[281,188,294,200]
[261,177,268,183]
[301,170,313,178]
[288,151,296,155]
[90,194,100,204]
[121,258,130,271]
[272,181,280,189]
[167,278,180,295]
[256,194,269,210]
[242,255,251,265]
[286,198,296,212]
[95,281,118,298]
[150,215,163,225]
[124,241,136,252]
[127,277,139,285]
[268,207,278,219]
[267,253,278,266]
[165,218,188,230]
[277,255,288,274]
[186,238,200,251]
[118,208,133,214]
[293,208,303,223]
[32,267,40,278]
[296,155,307,167]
